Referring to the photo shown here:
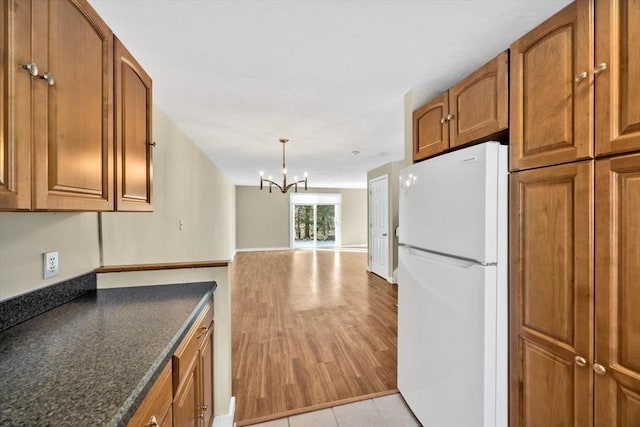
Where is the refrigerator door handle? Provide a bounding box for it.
[404,246,480,269]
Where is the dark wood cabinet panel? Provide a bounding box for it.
[413,93,448,161]
[114,37,153,211]
[595,153,640,427]
[32,0,113,210]
[199,328,214,427]
[594,0,640,156]
[0,0,32,210]
[509,160,594,427]
[510,0,593,171]
[449,51,508,149]
[173,360,199,427]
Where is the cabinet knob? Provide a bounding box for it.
[40,72,55,86]
[22,62,39,76]
[575,71,588,83]
[574,356,587,367]
[440,117,446,124]
[148,141,157,147]
[593,363,607,376]
[593,62,608,76]
[148,415,159,427]
[446,114,454,121]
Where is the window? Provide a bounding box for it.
[290,193,341,248]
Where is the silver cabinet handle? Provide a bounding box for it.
[22,62,39,76]
[575,71,588,83]
[574,356,587,367]
[446,114,454,121]
[440,117,446,124]
[148,415,159,427]
[40,72,55,86]
[593,363,607,375]
[594,62,608,76]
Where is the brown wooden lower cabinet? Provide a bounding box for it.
[128,296,213,427]
[127,362,173,427]
[172,297,214,427]
[511,153,640,426]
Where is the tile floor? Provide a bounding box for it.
[247,393,421,427]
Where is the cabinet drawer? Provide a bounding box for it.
[127,362,172,427]
[172,298,213,393]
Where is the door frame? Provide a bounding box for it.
[368,174,390,281]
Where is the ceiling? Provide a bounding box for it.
[89,0,571,189]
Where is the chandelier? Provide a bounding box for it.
[260,138,308,193]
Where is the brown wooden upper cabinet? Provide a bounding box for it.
[0,0,32,210]
[114,37,153,212]
[594,0,640,156]
[413,92,449,161]
[413,51,508,162]
[1,0,154,212]
[510,0,593,171]
[0,0,114,211]
[511,0,640,170]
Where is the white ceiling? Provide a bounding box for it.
[89,0,570,189]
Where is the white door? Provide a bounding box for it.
[369,175,389,279]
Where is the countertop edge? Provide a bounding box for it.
[108,282,216,427]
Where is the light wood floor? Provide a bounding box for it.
[231,250,398,426]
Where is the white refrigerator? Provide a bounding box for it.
[397,141,508,427]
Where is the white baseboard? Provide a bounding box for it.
[235,247,291,253]
[212,396,235,427]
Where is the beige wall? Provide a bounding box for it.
[236,186,367,250]
[100,107,236,265]
[0,212,101,299]
[0,105,236,417]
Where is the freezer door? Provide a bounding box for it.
[398,142,507,263]
[397,246,506,427]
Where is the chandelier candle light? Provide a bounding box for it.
[259,138,308,193]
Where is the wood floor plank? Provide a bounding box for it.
[231,250,398,424]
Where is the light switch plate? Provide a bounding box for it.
[44,251,59,279]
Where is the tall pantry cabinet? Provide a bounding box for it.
[509,1,640,426]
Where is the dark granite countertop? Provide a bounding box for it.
[0,282,216,426]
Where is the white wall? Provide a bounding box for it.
[235,186,367,250]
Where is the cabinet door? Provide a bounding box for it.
[594,0,640,156]
[32,0,113,210]
[413,92,448,161]
[0,0,32,210]
[173,360,200,427]
[510,0,593,171]
[199,328,214,427]
[114,37,153,211]
[509,161,594,427]
[595,154,640,427]
[449,51,508,149]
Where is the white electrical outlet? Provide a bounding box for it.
[44,251,59,279]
